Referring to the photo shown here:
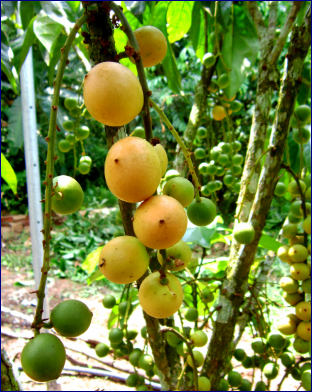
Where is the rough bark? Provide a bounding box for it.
[1,349,23,391]
[202,8,311,390]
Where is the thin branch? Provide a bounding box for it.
[247,1,266,39]
[268,1,278,39]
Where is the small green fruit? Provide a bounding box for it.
[102,295,116,309]
[232,154,244,165]
[129,349,142,367]
[126,374,139,387]
[141,326,147,339]
[227,371,242,387]
[176,342,188,356]
[77,125,90,140]
[138,354,153,371]
[70,108,80,118]
[230,100,243,112]
[242,356,253,369]
[63,120,74,131]
[51,176,84,215]
[254,381,267,391]
[280,276,299,293]
[302,279,311,294]
[293,337,310,353]
[186,350,204,368]
[126,328,138,340]
[66,134,76,144]
[185,307,199,322]
[268,332,286,349]
[251,338,267,354]
[233,140,242,152]
[187,198,217,226]
[238,379,252,391]
[203,53,216,68]
[118,301,133,316]
[95,343,110,358]
[295,105,311,123]
[132,126,145,138]
[194,148,206,160]
[233,223,255,244]
[64,97,77,110]
[301,370,311,391]
[198,376,211,391]
[233,348,246,362]
[78,162,91,174]
[79,155,92,166]
[197,126,207,138]
[218,74,230,89]
[191,330,208,347]
[217,153,230,166]
[274,182,287,196]
[58,140,71,153]
[109,328,124,344]
[280,351,295,367]
[263,363,279,380]
[163,177,194,208]
[288,180,306,196]
[293,128,311,144]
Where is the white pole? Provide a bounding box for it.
[19,43,49,321]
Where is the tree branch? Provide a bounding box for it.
[247,1,266,40]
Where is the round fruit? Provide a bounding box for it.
[198,376,211,391]
[197,126,207,138]
[126,328,138,340]
[132,126,145,138]
[198,162,209,175]
[277,317,297,335]
[302,279,311,294]
[268,332,286,349]
[251,338,267,354]
[104,137,161,203]
[227,371,242,387]
[51,175,84,215]
[194,147,206,160]
[133,195,188,249]
[207,181,218,193]
[176,342,188,356]
[242,356,252,369]
[290,200,311,217]
[109,328,123,344]
[233,140,242,152]
[58,140,71,153]
[230,100,243,112]
[305,187,311,200]
[283,292,302,305]
[102,295,116,309]
[233,223,255,245]
[289,244,308,262]
[290,263,310,281]
[163,177,194,208]
[157,240,192,271]
[66,134,76,144]
[202,288,214,303]
[21,333,66,382]
[303,216,311,234]
[126,374,139,387]
[293,128,311,144]
[296,301,311,321]
[288,213,302,224]
[280,352,295,367]
[95,343,110,357]
[203,53,216,68]
[263,363,279,380]
[99,236,149,284]
[280,276,299,293]
[218,378,229,391]
[164,169,180,181]
[77,125,90,140]
[300,363,311,375]
[212,106,226,121]
[238,379,252,391]
[191,330,208,347]
[233,182,241,193]
[69,108,80,117]
[129,26,167,68]
[208,80,218,92]
[64,97,77,110]
[293,337,310,353]
[138,271,183,319]
[297,321,311,341]
[129,349,142,367]
[79,156,92,167]
[254,381,267,391]
[201,185,210,196]
[219,142,231,154]
[274,182,287,196]
[118,301,133,316]
[83,62,143,126]
[154,144,168,177]
[138,354,153,371]
[206,162,218,175]
[78,162,91,174]
[223,174,235,187]
[187,197,217,226]
[295,105,311,123]
[63,120,74,131]
[50,300,92,337]
[289,235,305,246]
[166,328,181,347]
[214,180,223,190]
[217,153,229,166]
[282,223,297,239]
[141,326,147,339]
[218,74,230,89]
[186,350,204,368]
[288,180,306,196]
[232,154,244,165]
[137,385,149,391]
[302,370,311,391]
[210,146,222,160]
[291,367,302,380]
[233,348,246,362]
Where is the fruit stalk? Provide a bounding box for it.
[31,13,88,334]
[150,99,202,202]
[108,1,153,142]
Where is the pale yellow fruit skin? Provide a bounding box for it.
[212,106,226,121]
[277,245,293,264]
[303,216,311,235]
[154,144,168,177]
[83,62,143,126]
[130,26,167,68]
[297,321,311,341]
[138,271,183,318]
[104,137,162,203]
[133,195,188,249]
[157,240,192,271]
[98,236,149,284]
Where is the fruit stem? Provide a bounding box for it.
[53,191,63,201]
[31,12,88,334]
[42,321,53,329]
[109,1,153,143]
[150,99,202,202]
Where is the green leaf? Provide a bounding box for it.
[3,96,23,148]
[87,269,104,285]
[1,1,17,20]
[183,223,216,248]
[39,1,74,28]
[66,1,80,13]
[1,42,18,94]
[20,1,35,30]
[217,5,259,98]
[1,153,18,195]
[82,246,104,274]
[33,11,63,56]
[107,306,119,329]
[114,24,138,76]
[189,1,203,53]
[125,1,146,15]
[258,234,281,253]
[48,32,67,86]
[17,16,37,74]
[166,1,194,43]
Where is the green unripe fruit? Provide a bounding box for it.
[206,162,218,175]
[201,185,210,196]
[163,177,194,208]
[302,370,311,391]
[214,180,222,190]
[195,148,206,160]
[288,212,302,224]
[109,328,124,344]
[290,200,311,217]
[21,334,66,382]
[242,356,252,368]
[207,181,218,193]
[110,341,122,349]
[232,154,244,165]
[280,351,296,367]
[186,350,204,368]
[218,378,229,391]
[254,381,267,391]
[64,97,77,110]
[102,295,116,309]
[291,367,302,380]
[198,376,211,391]
[197,126,207,138]
[210,146,222,160]
[126,328,138,340]
[306,187,311,200]
[187,197,217,226]
[191,330,208,347]
[300,363,311,375]
[233,140,242,152]
[233,223,255,245]
[145,368,155,378]
[79,155,92,166]
[199,162,209,175]
[82,108,92,119]
[63,120,74,131]
[126,374,139,387]
[132,126,145,138]
[238,379,252,391]
[295,105,311,123]
[95,343,110,358]
[223,174,235,187]
[141,326,147,339]
[120,341,133,355]
[219,142,231,154]
[136,385,149,391]
[303,174,311,188]
[50,300,92,337]
[218,74,230,89]
[293,128,311,144]
[263,363,279,380]
[185,307,199,322]
[70,108,80,118]
[176,342,188,356]
[297,321,311,341]
[233,182,241,193]
[250,355,262,368]
[77,125,90,140]
[227,371,242,387]
[215,166,225,176]
[268,332,286,349]
[129,349,142,367]
[230,100,243,112]
[166,328,182,347]
[251,338,267,354]
[203,53,216,68]
[282,223,297,239]
[217,154,230,166]
[293,337,310,353]
[288,180,306,196]
[302,279,311,294]
[280,276,299,293]
[274,182,287,196]
[139,354,153,371]
[118,301,133,316]
[208,80,218,92]
[202,288,214,303]
[234,348,246,362]
[78,162,91,175]
[66,134,76,144]
[58,140,71,153]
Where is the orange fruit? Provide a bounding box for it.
[212,106,226,121]
[83,62,143,126]
[154,143,168,177]
[133,195,188,249]
[104,137,162,203]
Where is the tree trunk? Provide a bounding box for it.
[1,349,23,391]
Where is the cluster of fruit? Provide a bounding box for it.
[58,97,93,175]
[21,300,92,382]
[290,105,311,141]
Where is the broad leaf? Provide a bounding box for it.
[17,16,37,74]
[258,234,281,253]
[1,42,18,94]
[39,1,74,28]
[189,1,203,53]
[1,153,18,195]
[3,96,23,148]
[66,1,80,13]
[82,245,104,274]
[20,1,35,30]
[33,11,63,56]
[183,221,216,248]
[113,26,138,76]
[1,1,17,20]
[87,269,104,285]
[166,1,194,43]
[125,1,146,15]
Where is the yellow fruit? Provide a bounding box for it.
[277,245,293,264]
[98,236,149,284]
[277,317,298,335]
[157,240,192,271]
[51,176,84,215]
[104,137,162,203]
[133,195,188,249]
[297,321,311,341]
[154,144,168,177]
[303,216,311,235]
[288,245,309,262]
[289,236,304,246]
[129,26,167,68]
[212,106,226,121]
[296,301,311,321]
[83,62,143,126]
[138,271,183,318]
